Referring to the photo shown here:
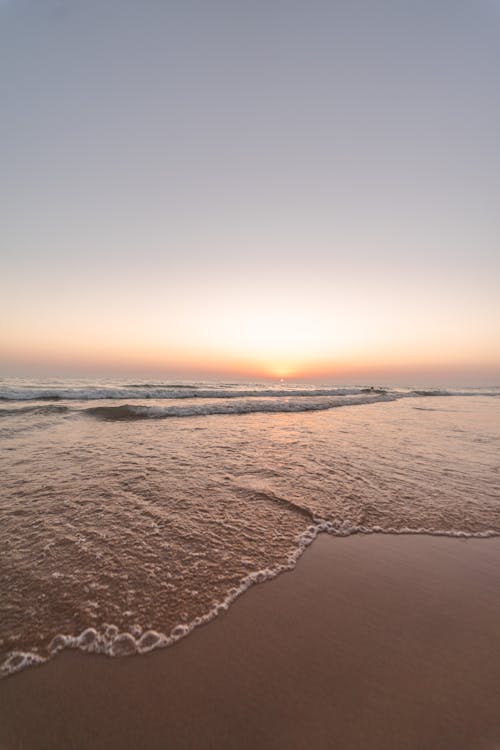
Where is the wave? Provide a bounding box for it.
[127,383,201,389]
[0,404,70,418]
[1,382,498,403]
[1,387,498,422]
[2,521,498,678]
[410,389,500,397]
[85,394,397,420]
[411,389,451,396]
[0,386,378,402]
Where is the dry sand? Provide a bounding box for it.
[0,534,499,750]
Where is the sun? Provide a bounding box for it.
[267,363,296,380]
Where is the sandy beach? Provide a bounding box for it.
[3,0,500,746]
[1,533,499,750]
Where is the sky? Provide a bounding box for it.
[1,0,499,384]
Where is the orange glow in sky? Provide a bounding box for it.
[2,2,500,385]
[2,271,499,383]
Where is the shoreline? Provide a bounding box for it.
[2,525,498,680]
[1,534,499,749]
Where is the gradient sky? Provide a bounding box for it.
[1,0,499,383]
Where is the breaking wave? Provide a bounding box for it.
[2,520,498,678]
[85,394,397,420]
[0,404,70,418]
[0,385,384,402]
[0,381,498,405]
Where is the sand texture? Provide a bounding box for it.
[1,534,499,750]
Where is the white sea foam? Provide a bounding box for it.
[1,381,498,403]
[0,651,45,677]
[84,394,398,420]
[0,385,380,402]
[2,522,497,678]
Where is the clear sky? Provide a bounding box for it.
[1,0,499,384]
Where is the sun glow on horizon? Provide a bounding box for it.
[2,275,500,385]
[2,1,500,386]
[1,262,500,384]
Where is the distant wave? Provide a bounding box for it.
[127,383,199,389]
[0,384,498,404]
[410,389,451,397]
[410,389,500,397]
[85,394,397,420]
[0,404,70,418]
[0,386,382,402]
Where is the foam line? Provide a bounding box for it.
[2,523,498,679]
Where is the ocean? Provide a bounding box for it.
[1,378,499,676]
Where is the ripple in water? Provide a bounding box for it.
[0,382,499,676]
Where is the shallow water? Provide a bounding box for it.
[1,380,499,675]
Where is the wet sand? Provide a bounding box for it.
[1,534,499,750]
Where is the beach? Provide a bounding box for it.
[1,533,499,750]
[3,0,500,745]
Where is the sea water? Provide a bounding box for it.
[1,379,499,675]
